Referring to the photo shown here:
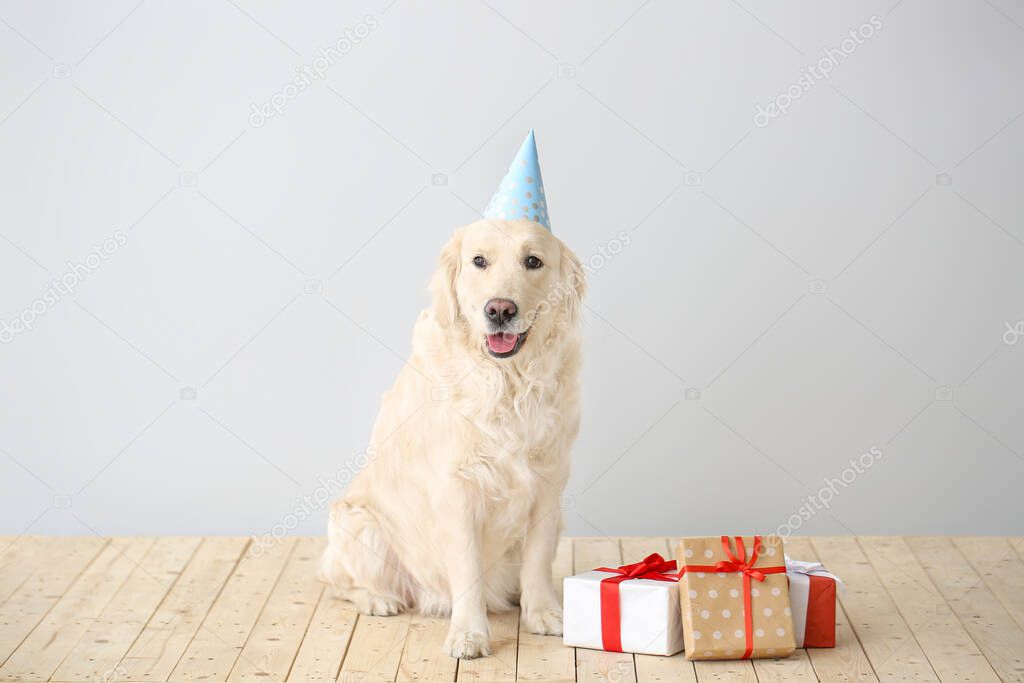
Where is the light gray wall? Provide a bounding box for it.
[2,0,1022,539]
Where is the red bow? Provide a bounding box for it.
[713,536,767,581]
[679,536,786,659]
[595,553,680,652]
[596,552,679,580]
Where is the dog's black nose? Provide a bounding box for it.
[484,298,518,325]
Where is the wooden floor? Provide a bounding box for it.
[1,537,1023,682]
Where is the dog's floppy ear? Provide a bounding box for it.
[559,242,586,326]
[430,231,462,327]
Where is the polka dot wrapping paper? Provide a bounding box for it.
[676,535,796,660]
[482,129,551,230]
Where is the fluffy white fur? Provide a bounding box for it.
[319,219,585,658]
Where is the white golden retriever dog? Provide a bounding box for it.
[320,218,585,658]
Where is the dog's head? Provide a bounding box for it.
[430,219,585,360]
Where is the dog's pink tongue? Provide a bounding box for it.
[487,333,517,354]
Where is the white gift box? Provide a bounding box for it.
[563,566,684,656]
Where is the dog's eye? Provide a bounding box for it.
[472,256,487,269]
[524,255,543,270]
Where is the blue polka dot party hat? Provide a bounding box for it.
[483,129,550,230]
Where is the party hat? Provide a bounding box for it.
[483,130,550,230]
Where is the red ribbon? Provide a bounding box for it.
[679,536,786,659]
[594,553,681,652]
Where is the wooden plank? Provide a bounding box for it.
[751,648,817,683]
[336,612,411,682]
[620,537,672,564]
[634,652,696,683]
[692,659,758,683]
[953,537,1024,631]
[574,538,637,683]
[817,604,876,683]
[287,589,358,682]
[396,614,458,682]
[858,536,999,682]
[118,537,248,681]
[783,537,877,683]
[457,609,517,682]
[0,537,45,605]
[0,537,155,681]
[906,536,1024,683]
[570,538,623,575]
[516,536,573,682]
[811,536,938,682]
[169,536,297,681]
[0,537,107,666]
[51,536,202,681]
[621,538,697,683]
[229,537,325,681]
[11,535,1024,683]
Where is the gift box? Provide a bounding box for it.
[563,553,684,656]
[786,557,840,648]
[677,535,795,660]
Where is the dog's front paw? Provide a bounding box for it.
[346,588,403,616]
[444,627,491,659]
[522,605,563,636]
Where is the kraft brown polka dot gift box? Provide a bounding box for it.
[676,535,796,660]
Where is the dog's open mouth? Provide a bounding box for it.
[485,329,529,358]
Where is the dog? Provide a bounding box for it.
[319,218,585,658]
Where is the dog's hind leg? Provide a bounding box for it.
[320,499,411,616]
